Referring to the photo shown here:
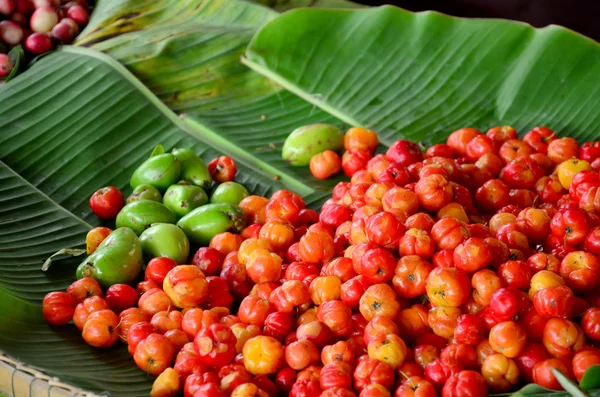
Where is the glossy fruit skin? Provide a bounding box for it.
[441,370,488,397]
[542,318,585,359]
[127,184,162,203]
[73,296,110,330]
[359,283,401,321]
[489,321,527,358]
[431,218,470,250]
[140,223,190,265]
[533,286,574,318]
[393,255,433,298]
[134,333,175,375]
[127,321,156,355]
[211,182,249,206]
[150,367,179,397]
[415,174,453,212]
[115,201,176,236]
[138,288,172,317]
[177,203,247,245]
[367,333,408,369]
[243,336,285,375]
[394,376,437,397]
[453,237,492,274]
[285,339,319,370]
[163,265,208,309]
[207,156,237,184]
[131,152,181,192]
[145,257,177,286]
[387,139,424,166]
[342,149,373,177]
[42,291,75,326]
[481,353,519,393]
[345,127,379,153]
[66,277,104,303]
[163,184,208,219]
[193,323,236,369]
[550,208,589,246]
[89,186,124,219]
[532,358,573,390]
[82,309,119,348]
[426,267,471,307]
[320,361,353,390]
[582,307,600,340]
[310,150,342,180]
[317,300,353,338]
[85,227,112,255]
[573,349,600,382]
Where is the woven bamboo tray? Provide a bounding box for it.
[0,354,102,397]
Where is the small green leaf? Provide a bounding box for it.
[41,248,87,271]
[552,368,589,397]
[150,144,165,157]
[5,45,23,82]
[580,365,600,390]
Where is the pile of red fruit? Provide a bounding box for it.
[0,0,90,78]
[42,125,600,397]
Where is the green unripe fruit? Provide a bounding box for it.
[115,200,176,236]
[130,153,181,193]
[140,223,190,264]
[172,148,212,190]
[210,182,249,206]
[127,184,162,203]
[177,203,246,245]
[282,123,344,166]
[76,228,143,288]
[163,184,208,219]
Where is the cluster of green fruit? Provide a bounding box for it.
[77,145,248,288]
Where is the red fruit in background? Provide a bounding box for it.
[66,4,89,25]
[208,156,237,183]
[387,139,424,166]
[342,149,372,177]
[203,276,233,309]
[426,143,455,158]
[522,126,557,154]
[145,257,177,285]
[573,349,600,382]
[448,128,481,156]
[415,174,453,212]
[51,18,78,43]
[67,277,103,303]
[0,20,24,46]
[532,358,574,390]
[550,208,590,246]
[501,157,544,189]
[105,284,138,313]
[569,170,600,201]
[89,186,124,219]
[192,247,224,276]
[42,291,75,326]
[581,141,600,163]
[424,359,463,391]
[194,323,236,369]
[486,126,517,147]
[30,6,58,33]
[441,370,488,397]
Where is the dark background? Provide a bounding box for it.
[358,0,600,42]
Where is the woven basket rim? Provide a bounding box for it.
[0,352,104,397]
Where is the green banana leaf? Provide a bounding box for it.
[0,1,356,394]
[2,1,600,396]
[244,6,600,145]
